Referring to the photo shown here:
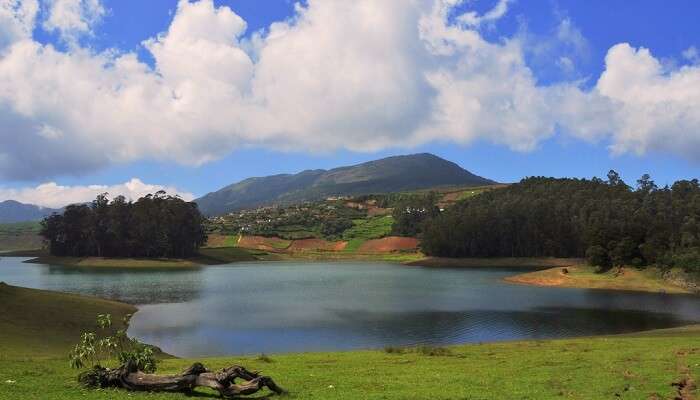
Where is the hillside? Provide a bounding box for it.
[0,200,59,223]
[196,153,495,216]
[0,221,43,251]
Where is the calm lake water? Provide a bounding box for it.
[2,257,700,357]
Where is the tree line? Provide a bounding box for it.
[40,191,207,258]
[412,172,700,272]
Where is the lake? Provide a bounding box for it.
[1,257,700,357]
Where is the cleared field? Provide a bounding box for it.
[288,238,347,252]
[237,235,291,251]
[358,236,420,253]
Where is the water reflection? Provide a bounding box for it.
[1,257,700,357]
[0,257,203,304]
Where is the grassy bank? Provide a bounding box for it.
[0,283,135,358]
[408,256,584,268]
[506,265,694,294]
[24,256,203,269]
[1,283,699,399]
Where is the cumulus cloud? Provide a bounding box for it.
[592,43,700,158]
[42,0,104,44]
[458,0,512,28]
[0,0,699,181]
[0,178,194,208]
[0,0,38,51]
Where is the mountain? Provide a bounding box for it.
[196,153,496,216]
[0,200,59,223]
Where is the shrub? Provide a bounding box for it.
[69,314,158,381]
[383,346,406,354]
[415,345,452,357]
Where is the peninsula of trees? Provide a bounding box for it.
[418,172,700,273]
[40,192,207,258]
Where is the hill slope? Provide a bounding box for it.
[196,153,495,215]
[0,200,59,223]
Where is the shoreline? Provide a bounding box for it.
[505,265,696,295]
[406,256,583,269]
[6,252,698,296]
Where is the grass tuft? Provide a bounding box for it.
[256,353,274,363]
[414,345,453,357]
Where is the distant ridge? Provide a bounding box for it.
[195,153,496,216]
[0,200,59,224]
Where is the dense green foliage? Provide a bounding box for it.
[391,192,440,237]
[422,172,700,272]
[40,192,207,258]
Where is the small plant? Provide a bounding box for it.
[383,346,406,354]
[415,345,452,357]
[256,353,274,363]
[69,313,158,382]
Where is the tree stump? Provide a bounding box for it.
[79,361,285,398]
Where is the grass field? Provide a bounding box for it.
[0,221,42,251]
[203,234,240,248]
[342,215,393,241]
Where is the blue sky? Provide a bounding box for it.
[0,0,699,206]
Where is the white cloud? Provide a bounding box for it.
[0,178,194,208]
[0,0,699,182]
[591,43,700,158]
[42,0,104,44]
[458,0,512,28]
[0,0,38,51]
[683,46,699,64]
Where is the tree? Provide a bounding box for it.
[420,174,700,273]
[40,192,207,259]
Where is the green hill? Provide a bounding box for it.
[196,153,495,216]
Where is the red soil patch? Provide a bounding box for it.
[237,235,290,251]
[288,238,347,252]
[358,236,420,253]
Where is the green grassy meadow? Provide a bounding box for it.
[0,222,43,251]
[342,215,394,241]
[0,283,698,400]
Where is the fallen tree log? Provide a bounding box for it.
[79,360,286,398]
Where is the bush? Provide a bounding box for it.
[415,345,452,357]
[69,314,158,379]
[586,245,610,270]
[670,248,700,273]
[383,346,406,354]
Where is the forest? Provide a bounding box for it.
[415,172,700,272]
[40,191,207,258]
